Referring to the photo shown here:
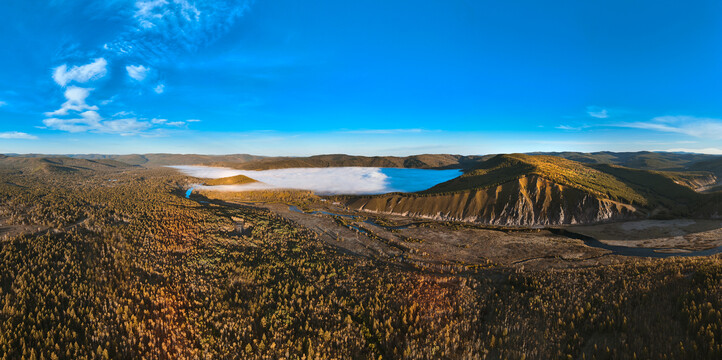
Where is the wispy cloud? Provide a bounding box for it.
[101,118,152,134]
[587,106,608,119]
[618,116,722,139]
[166,121,185,127]
[0,131,38,140]
[43,112,151,134]
[126,64,150,81]
[154,84,165,94]
[52,58,108,86]
[186,118,201,122]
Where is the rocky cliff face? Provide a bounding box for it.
[344,175,638,226]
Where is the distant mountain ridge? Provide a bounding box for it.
[218,154,487,170]
[2,153,265,167]
[4,151,721,173]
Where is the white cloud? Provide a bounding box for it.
[43,110,102,133]
[619,116,722,139]
[186,118,201,122]
[45,87,99,116]
[166,121,185,126]
[52,58,108,86]
[170,166,463,195]
[154,84,165,94]
[0,131,38,140]
[126,64,150,81]
[587,106,608,119]
[151,118,167,124]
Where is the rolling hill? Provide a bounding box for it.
[202,174,258,186]
[341,154,722,226]
[1,153,266,167]
[0,156,136,174]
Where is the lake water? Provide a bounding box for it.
[171,165,462,195]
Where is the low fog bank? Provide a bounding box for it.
[170,165,461,195]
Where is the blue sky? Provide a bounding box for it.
[1,0,722,155]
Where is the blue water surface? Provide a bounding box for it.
[379,168,462,193]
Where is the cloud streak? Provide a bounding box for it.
[618,116,722,139]
[556,125,583,131]
[587,106,608,119]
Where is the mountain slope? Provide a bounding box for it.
[342,154,719,226]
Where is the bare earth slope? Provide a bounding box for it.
[344,174,636,225]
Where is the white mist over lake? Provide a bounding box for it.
[170,166,462,195]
